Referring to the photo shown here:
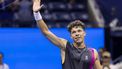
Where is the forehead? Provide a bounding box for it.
[71,26,84,31]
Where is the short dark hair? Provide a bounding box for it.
[67,20,85,32]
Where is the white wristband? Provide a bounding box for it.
[33,12,42,20]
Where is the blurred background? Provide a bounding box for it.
[0,0,122,69]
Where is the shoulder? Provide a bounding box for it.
[88,48,99,60]
[88,48,98,54]
[59,38,68,44]
[59,38,68,50]
[59,38,71,47]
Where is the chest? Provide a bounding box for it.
[70,48,92,63]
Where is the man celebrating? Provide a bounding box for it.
[33,0,102,69]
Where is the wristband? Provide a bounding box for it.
[33,11,42,20]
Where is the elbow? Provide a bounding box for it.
[42,30,49,35]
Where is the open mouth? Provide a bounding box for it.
[75,37,81,41]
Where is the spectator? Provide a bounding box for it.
[17,0,33,21]
[101,51,116,69]
[98,48,106,64]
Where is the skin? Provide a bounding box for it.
[102,58,111,65]
[0,54,3,65]
[32,0,102,69]
[70,26,86,48]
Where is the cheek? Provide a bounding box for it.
[70,34,75,39]
[83,34,85,37]
[84,32,86,36]
[81,32,86,36]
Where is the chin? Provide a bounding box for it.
[75,41,82,44]
[76,40,83,44]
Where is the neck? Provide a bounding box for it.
[73,42,86,48]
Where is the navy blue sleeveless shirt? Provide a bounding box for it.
[62,42,95,69]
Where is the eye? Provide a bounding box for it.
[71,31,76,34]
[78,30,82,32]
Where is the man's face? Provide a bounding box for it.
[70,26,86,44]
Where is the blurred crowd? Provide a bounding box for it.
[0,0,33,21]
[0,0,90,27]
[0,0,122,28]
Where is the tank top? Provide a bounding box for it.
[62,42,95,69]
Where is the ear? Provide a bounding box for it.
[83,31,86,36]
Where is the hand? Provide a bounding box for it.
[33,0,43,12]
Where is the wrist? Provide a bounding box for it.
[33,11,42,21]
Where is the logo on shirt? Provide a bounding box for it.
[85,55,88,60]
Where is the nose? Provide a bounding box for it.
[75,32,79,36]
[76,34,78,36]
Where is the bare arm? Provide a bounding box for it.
[94,49,102,69]
[33,0,67,50]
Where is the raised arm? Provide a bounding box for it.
[32,0,67,50]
